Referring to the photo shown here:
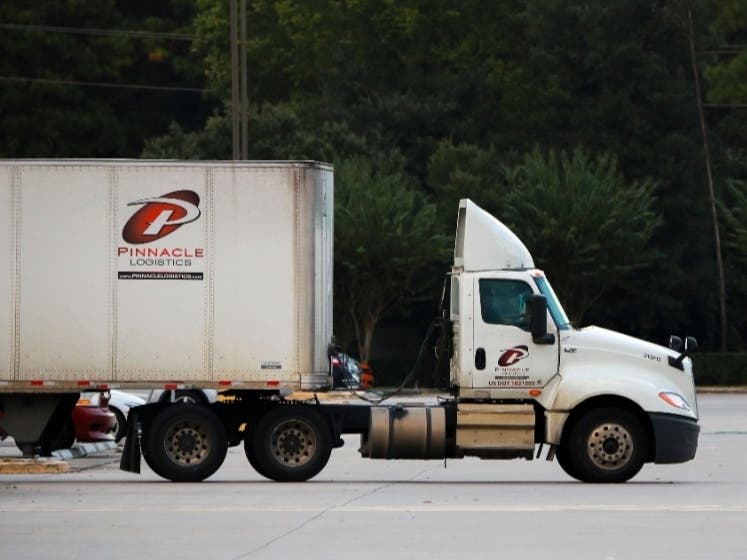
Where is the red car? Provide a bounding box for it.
[71,391,117,444]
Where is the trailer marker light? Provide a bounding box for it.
[529,389,542,397]
[30,380,44,387]
[164,383,178,391]
[219,380,232,388]
[77,381,91,387]
[266,381,280,387]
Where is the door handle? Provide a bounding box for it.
[475,348,486,370]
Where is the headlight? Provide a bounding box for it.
[659,392,691,411]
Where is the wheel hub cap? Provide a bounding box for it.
[271,419,317,467]
[165,421,210,466]
[177,433,197,453]
[587,422,633,470]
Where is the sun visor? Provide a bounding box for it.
[453,199,534,271]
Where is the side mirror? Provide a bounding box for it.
[668,335,698,370]
[669,336,683,352]
[527,294,555,345]
[685,336,698,352]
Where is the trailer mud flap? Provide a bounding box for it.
[120,408,141,473]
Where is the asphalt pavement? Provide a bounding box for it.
[0,392,745,560]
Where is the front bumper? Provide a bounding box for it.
[649,412,699,464]
[72,406,116,443]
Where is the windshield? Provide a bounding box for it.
[533,274,572,330]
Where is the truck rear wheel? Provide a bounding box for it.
[143,404,227,482]
[247,406,332,482]
[563,407,648,483]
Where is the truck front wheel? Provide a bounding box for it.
[143,404,227,482]
[562,407,648,483]
[247,406,332,482]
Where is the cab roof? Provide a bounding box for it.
[454,199,534,271]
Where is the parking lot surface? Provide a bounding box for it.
[1,393,745,560]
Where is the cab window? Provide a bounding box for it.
[479,279,533,330]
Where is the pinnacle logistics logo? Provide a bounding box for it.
[122,190,201,244]
[498,345,529,367]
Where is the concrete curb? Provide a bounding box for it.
[696,386,747,393]
[0,457,70,474]
[52,441,117,460]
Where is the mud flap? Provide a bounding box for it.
[119,408,141,473]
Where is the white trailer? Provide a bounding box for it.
[0,160,333,449]
[0,160,700,482]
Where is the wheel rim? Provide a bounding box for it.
[586,422,634,470]
[163,420,211,467]
[270,419,317,467]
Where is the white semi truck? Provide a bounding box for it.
[0,160,699,483]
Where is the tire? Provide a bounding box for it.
[563,407,648,483]
[50,419,76,451]
[110,407,127,443]
[243,426,270,479]
[248,406,332,482]
[555,441,582,481]
[143,404,227,482]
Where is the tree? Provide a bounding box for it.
[0,0,209,157]
[704,0,747,105]
[143,101,368,161]
[426,140,504,227]
[501,148,661,324]
[334,155,449,363]
[721,179,747,347]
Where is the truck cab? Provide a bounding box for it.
[449,199,699,481]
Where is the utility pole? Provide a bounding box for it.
[240,0,248,160]
[230,0,240,160]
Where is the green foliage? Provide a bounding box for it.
[334,155,450,361]
[691,353,747,386]
[426,141,504,226]
[719,179,747,347]
[501,148,661,324]
[705,0,747,104]
[142,112,232,159]
[5,0,747,353]
[142,101,368,161]
[0,0,209,157]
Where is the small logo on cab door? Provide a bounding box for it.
[498,345,529,367]
[123,190,201,244]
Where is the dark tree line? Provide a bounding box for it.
[2,0,746,360]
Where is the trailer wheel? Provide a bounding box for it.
[143,404,227,482]
[248,406,332,482]
[564,407,648,483]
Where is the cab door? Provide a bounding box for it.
[471,274,559,394]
